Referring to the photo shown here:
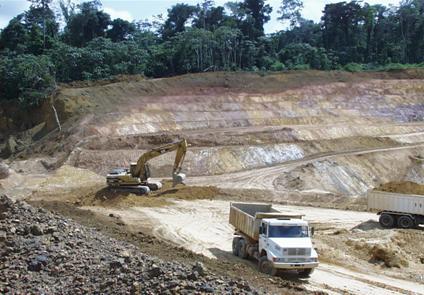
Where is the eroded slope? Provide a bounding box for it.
[2,71,424,200]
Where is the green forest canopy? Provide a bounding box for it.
[0,0,423,106]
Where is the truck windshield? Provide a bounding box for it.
[268,226,309,238]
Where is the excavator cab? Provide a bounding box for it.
[129,163,137,176]
[130,163,151,180]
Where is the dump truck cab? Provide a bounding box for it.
[258,218,318,272]
[229,202,318,277]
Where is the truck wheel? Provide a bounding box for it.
[298,268,314,278]
[232,237,240,256]
[258,256,277,276]
[238,239,248,259]
[379,213,395,228]
[398,215,415,229]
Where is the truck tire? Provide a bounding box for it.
[238,239,248,259]
[298,268,314,278]
[379,213,395,228]
[397,215,415,229]
[258,256,277,276]
[232,237,240,256]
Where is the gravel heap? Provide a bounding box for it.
[0,195,258,294]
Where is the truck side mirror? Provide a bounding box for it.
[259,226,263,234]
[311,227,315,237]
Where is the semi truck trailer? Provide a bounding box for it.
[368,190,424,228]
[229,202,318,277]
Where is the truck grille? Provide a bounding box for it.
[287,248,311,256]
[286,258,307,263]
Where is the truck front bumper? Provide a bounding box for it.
[272,262,319,270]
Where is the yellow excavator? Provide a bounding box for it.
[106,139,188,194]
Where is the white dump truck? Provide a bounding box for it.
[229,202,318,277]
[368,191,424,228]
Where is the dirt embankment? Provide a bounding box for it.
[1,72,422,202]
[377,181,424,195]
[315,220,424,280]
[77,181,222,209]
[2,69,424,158]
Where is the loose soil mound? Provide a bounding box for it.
[369,244,409,268]
[377,181,424,195]
[152,180,221,200]
[83,181,222,208]
[317,220,424,278]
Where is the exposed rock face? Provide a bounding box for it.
[0,195,259,294]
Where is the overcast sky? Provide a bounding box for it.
[0,0,401,33]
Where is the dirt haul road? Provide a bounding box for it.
[186,143,424,191]
[85,200,424,295]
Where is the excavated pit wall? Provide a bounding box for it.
[63,79,423,138]
[3,72,423,199]
[68,137,406,177]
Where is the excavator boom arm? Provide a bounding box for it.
[173,140,187,174]
[131,139,188,181]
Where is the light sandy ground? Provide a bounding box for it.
[85,199,424,295]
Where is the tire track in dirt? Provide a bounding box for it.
[88,200,424,295]
[312,264,423,295]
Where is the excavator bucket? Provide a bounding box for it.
[173,173,186,186]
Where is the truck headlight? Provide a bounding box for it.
[275,245,281,251]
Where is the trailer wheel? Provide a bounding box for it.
[298,268,314,278]
[258,256,277,276]
[379,213,395,228]
[397,215,415,229]
[238,239,248,259]
[232,237,240,256]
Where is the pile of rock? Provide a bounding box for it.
[0,195,258,294]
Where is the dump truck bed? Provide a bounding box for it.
[368,191,424,215]
[229,202,304,240]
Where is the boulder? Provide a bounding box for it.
[30,225,43,236]
[192,262,206,276]
[0,162,9,179]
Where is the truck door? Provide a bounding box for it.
[259,222,268,252]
